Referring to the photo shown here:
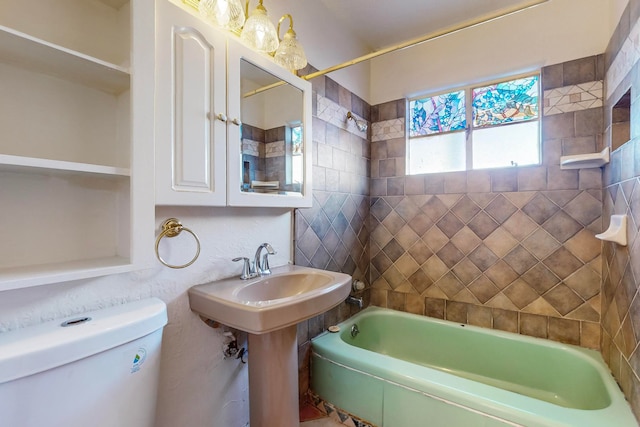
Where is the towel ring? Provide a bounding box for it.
[155,218,201,269]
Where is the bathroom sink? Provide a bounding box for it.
[188,265,352,334]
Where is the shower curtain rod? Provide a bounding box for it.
[299,0,550,81]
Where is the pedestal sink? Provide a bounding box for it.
[188,265,352,426]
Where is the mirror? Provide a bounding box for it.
[240,59,305,195]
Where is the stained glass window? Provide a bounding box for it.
[472,75,539,127]
[409,90,466,137]
[407,73,541,175]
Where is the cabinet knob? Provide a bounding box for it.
[216,113,228,122]
[231,118,242,126]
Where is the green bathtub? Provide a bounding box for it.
[311,307,638,427]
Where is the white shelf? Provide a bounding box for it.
[0,257,134,292]
[596,215,628,246]
[0,154,130,178]
[560,147,610,170]
[0,25,130,94]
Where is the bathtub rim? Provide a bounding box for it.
[311,306,638,427]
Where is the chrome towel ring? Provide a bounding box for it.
[155,218,201,269]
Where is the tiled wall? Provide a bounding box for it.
[601,0,640,417]
[368,56,605,350]
[294,66,371,398]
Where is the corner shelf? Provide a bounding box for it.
[560,147,610,170]
[596,215,628,246]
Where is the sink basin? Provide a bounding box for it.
[188,265,352,334]
[235,272,334,302]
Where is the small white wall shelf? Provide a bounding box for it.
[596,214,627,246]
[560,147,610,170]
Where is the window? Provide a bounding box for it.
[286,123,303,189]
[408,74,540,174]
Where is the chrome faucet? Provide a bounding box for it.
[254,243,276,275]
[232,243,277,280]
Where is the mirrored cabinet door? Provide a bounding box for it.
[226,39,312,208]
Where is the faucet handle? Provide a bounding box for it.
[232,257,254,280]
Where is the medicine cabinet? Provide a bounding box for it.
[155,0,312,208]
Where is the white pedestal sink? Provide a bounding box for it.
[188,265,352,426]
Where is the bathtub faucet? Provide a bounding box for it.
[346,295,363,309]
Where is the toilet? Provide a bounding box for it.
[0,297,168,427]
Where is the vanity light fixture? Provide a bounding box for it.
[241,0,279,53]
[273,14,307,72]
[199,0,246,32]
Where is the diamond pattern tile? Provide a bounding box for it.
[408,213,434,235]
[485,195,518,224]
[468,275,501,304]
[365,176,605,328]
[522,229,561,260]
[408,239,433,265]
[503,211,538,241]
[521,263,560,295]
[544,247,584,279]
[437,213,465,238]
[422,196,449,221]
[436,273,464,298]
[451,226,482,255]
[503,245,538,275]
[563,191,602,226]
[522,193,560,224]
[468,244,499,271]
[467,211,500,240]
[452,196,482,223]
[542,211,583,243]
[543,284,584,316]
[484,228,519,258]
[504,279,539,309]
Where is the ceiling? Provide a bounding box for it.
[317,0,547,51]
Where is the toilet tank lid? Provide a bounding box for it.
[0,297,168,384]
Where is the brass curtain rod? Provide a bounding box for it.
[299,0,550,81]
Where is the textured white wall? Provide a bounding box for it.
[369,0,614,105]
[0,206,293,427]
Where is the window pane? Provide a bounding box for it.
[472,121,539,169]
[408,132,466,174]
[473,75,539,127]
[409,90,466,137]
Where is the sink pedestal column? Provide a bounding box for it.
[248,325,299,427]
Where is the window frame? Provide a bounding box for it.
[407,72,541,174]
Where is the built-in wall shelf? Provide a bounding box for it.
[0,257,134,292]
[560,147,610,170]
[0,154,131,178]
[0,25,130,94]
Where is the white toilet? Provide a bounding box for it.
[0,297,168,427]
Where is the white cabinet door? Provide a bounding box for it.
[155,0,227,205]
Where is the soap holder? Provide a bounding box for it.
[560,147,610,169]
[595,215,627,246]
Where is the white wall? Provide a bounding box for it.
[266,0,371,103]
[369,0,614,105]
[0,206,293,427]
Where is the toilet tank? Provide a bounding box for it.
[0,297,168,427]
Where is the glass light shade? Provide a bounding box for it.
[240,4,279,53]
[199,0,246,32]
[274,28,307,71]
